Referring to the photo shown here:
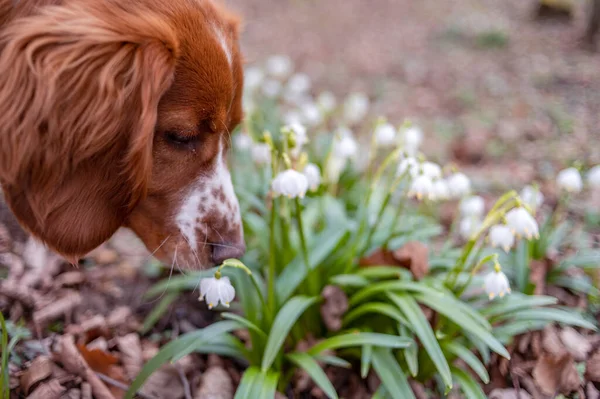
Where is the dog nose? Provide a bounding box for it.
[211,242,246,265]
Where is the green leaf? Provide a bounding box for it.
[261,296,319,371]
[0,312,9,399]
[276,227,349,302]
[308,332,412,356]
[388,293,453,390]
[480,293,557,318]
[222,313,267,341]
[443,342,489,383]
[329,274,369,288]
[140,292,179,334]
[452,367,486,399]
[412,292,510,359]
[126,320,242,399]
[558,250,600,271]
[234,367,261,399]
[550,275,600,297]
[355,266,408,280]
[361,345,373,378]
[343,302,409,327]
[371,347,416,399]
[509,308,597,330]
[493,320,549,343]
[144,270,216,298]
[287,353,339,399]
[398,325,418,378]
[315,355,352,369]
[258,370,280,398]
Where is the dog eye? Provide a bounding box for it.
[164,131,199,146]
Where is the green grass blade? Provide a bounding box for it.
[307,332,412,356]
[287,353,338,399]
[413,292,510,359]
[234,367,261,399]
[126,320,242,399]
[222,312,267,341]
[140,292,179,334]
[443,342,489,383]
[509,308,597,330]
[361,345,372,378]
[315,355,352,369]
[144,269,216,298]
[451,367,486,399]
[276,227,349,302]
[257,370,280,399]
[479,293,557,318]
[343,302,409,327]
[329,274,370,288]
[261,296,319,371]
[398,326,418,378]
[0,313,9,399]
[388,293,453,390]
[371,347,416,399]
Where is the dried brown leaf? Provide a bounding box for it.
[559,327,591,361]
[320,285,349,331]
[27,379,66,399]
[116,334,143,381]
[541,326,566,357]
[532,353,581,396]
[20,356,54,394]
[194,367,233,399]
[585,346,600,383]
[392,241,429,280]
[34,291,82,326]
[488,388,532,399]
[55,271,85,288]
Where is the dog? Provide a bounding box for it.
[0,0,246,269]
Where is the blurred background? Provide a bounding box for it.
[228,0,600,194]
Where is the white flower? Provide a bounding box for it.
[401,125,423,155]
[286,73,311,96]
[199,276,235,309]
[459,217,481,240]
[505,207,539,240]
[272,169,309,198]
[251,143,271,165]
[408,175,434,200]
[343,93,369,125]
[262,79,282,98]
[460,196,485,218]
[285,123,308,150]
[587,165,600,188]
[520,185,544,210]
[244,67,265,91]
[374,123,396,147]
[234,133,253,151]
[396,157,420,179]
[317,91,337,113]
[483,267,511,300]
[283,110,303,126]
[556,167,583,193]
[301,102,323,126]
[421,162,442,180]
[325,156,347,183]
[303,163,321,191]
[332,129,358,159]
[431,179,450,201]
[266,55,293,79]
[488,224,515,252]
[446,173,471,198]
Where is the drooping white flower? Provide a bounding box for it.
[396,157,420,179]
[460,196,485,218]
[408,175,434,200]
[505,207,539,240]
[262,79,282,98]
[374,123,397,147]
[300,102,323,127]
[332,128,358,159]
[286,73,311,96]
[431,179,450,201]
[251,143,271,165]
[488,224,515,252]
[483,266,511,300]
[303,163,321,191]
[234,133,253,151]
[446,173,471,198]
[199,276,235,309]
[520,185,544,210]
[317,91,337,113]
[587,165,600,188]
[421,162,442,180]
[272,169,309,198]
[283,110,303,126]
[401,125,423,155]
[459,217,481,240]
[265,55,293,79]
[244,67,265,91]
[556,167,583,193]
[343,93,369,125]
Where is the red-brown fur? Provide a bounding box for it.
[0,0,245,266]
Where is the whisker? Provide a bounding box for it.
[143,242,178,305]
[179,232,202,272]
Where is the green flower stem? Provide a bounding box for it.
[267,198,278,321]
[219,260,267,311]
[455,253,498,297]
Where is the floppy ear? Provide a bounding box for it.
[0,1,178,260]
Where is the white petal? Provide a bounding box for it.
[556,167,583,193]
